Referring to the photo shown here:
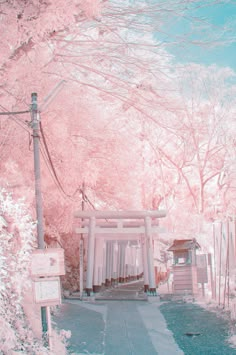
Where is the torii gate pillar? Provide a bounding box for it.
[93,237,104,292]
[142,235,149,292]
[145,216,156,293]
[85,217,96,295]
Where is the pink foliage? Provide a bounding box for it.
[0,189,66,353]
[0,1,235,238]
[0,0,236,348]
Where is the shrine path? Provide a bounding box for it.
[53,281,236,355]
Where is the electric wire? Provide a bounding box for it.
[0,110,30,115]
[40,139,78,202]
[0,104,73,202]
[81,191,96,210]
[39,122,70,198]
[0,106,96,210]
[39,144,67,200]
[0,106,96,208]
[0,106,31,162]
[0,105,31,134]
[0,122,12,162]
[39,121,96,209]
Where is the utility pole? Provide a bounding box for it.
[30,93,48,334]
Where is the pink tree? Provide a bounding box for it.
[0,188,49,353]
[0,0,235,245]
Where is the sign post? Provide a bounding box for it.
[30,248,65,348]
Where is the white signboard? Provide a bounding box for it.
[31,248,65,277]
[34,277,61,306]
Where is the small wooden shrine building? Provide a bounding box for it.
[168,238,200,295]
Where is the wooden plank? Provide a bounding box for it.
[173,266,192,271]
[33,277,61,306]
[174,274,193,280]
[174,282,193,287]
[174,285,193,290]
[174,284,193,290]
[174,276,192,280]
[30,248,65,277]
[75,226,162,234]
[80,221,160,227]
[174,276,193,281]
[74,210,166,219]
[174,273,192,276]
[174,270,192,276]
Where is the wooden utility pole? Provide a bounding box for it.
[30,93,48,334]
[31,93,44,249]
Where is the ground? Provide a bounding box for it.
[53,281,236,355]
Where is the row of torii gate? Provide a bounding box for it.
[75,210,166,296]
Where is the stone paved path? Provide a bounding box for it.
[54,281,183,354]
[53,281,236,354]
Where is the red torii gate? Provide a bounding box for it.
[74,210,166,296]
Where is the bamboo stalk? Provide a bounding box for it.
[213,223,216,299]
[218,222,223,306]
[227,220,230,308]
[223,219,230,308]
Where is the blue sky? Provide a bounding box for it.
[156,2,236,70]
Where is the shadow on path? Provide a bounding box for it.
[160,301,236,355]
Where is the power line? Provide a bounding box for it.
[0,105,31,162]
[39,144,68,200]
[40,121,84,203]
[0,105,31,133]
[40,121,97,209]
[0,102,73,202]
[0,104,97,208]
[0,110,30,115]
[82,191,96,210]
[0,123,12,162]
[39,121,74,200]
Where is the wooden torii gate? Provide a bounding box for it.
[74,210,166,296]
